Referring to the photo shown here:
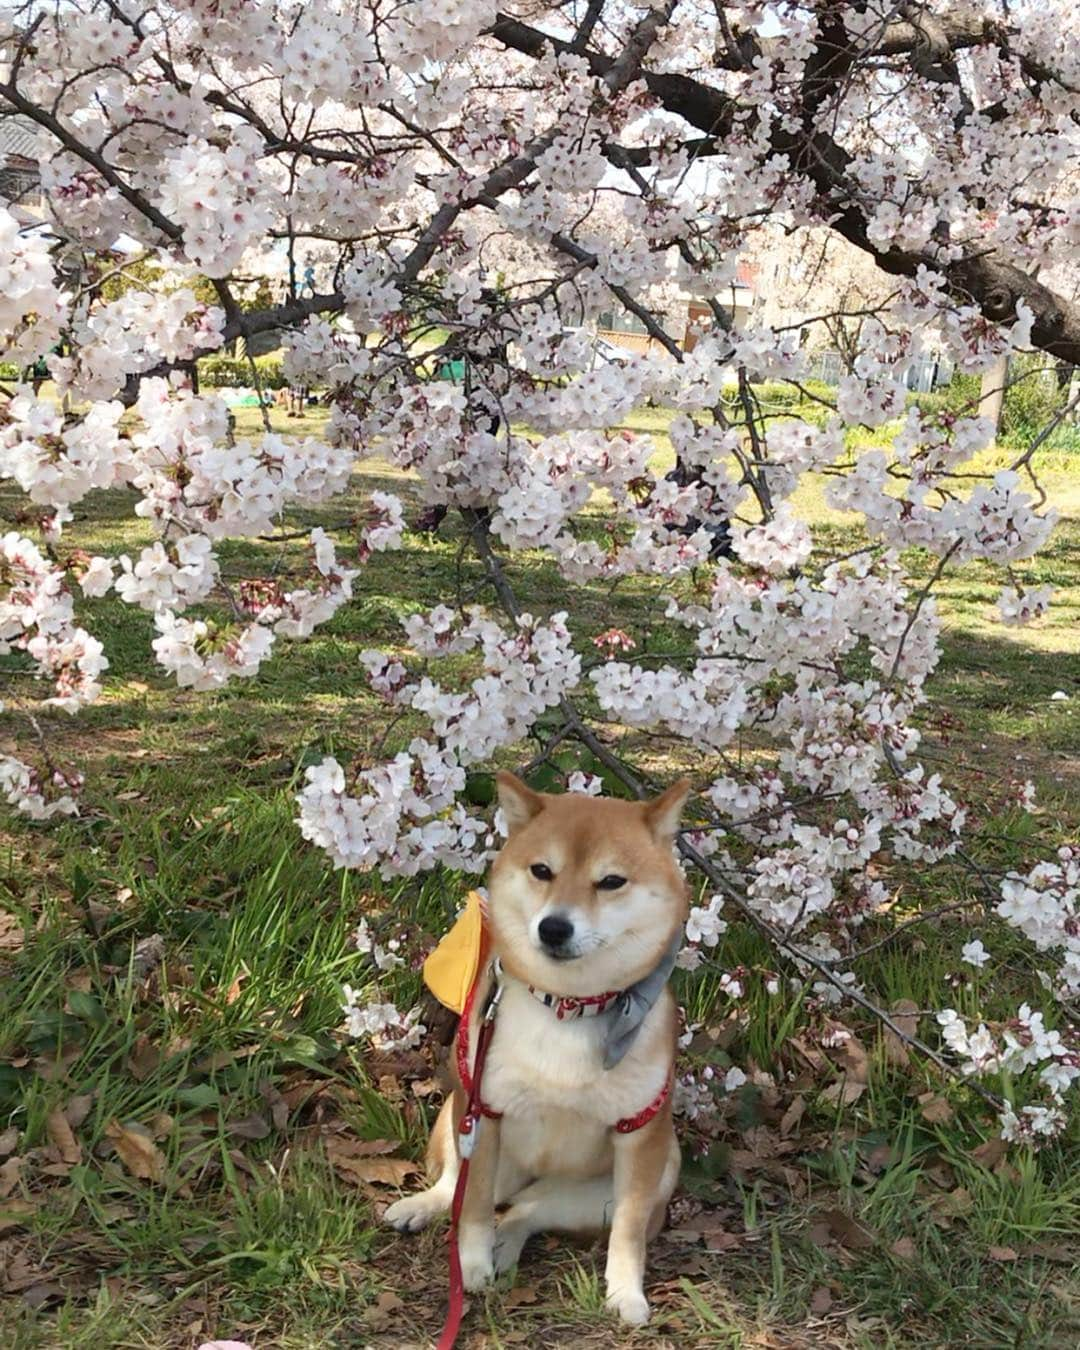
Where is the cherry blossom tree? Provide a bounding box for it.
[1,0,1078,1141]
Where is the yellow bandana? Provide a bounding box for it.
[422,890,489,1014]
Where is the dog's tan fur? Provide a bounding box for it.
[384,772,689,1325]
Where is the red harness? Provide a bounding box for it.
[456,973,672,1130]
[438,964,673,1349]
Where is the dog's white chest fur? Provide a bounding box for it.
[479,978,668,1175]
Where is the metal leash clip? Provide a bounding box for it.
[482,957,505,1022]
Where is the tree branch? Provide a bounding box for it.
[489,10,1080,366]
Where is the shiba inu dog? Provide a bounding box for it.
[384,771,689,1326]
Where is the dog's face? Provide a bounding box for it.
[487,773,690,995]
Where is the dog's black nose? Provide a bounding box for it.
[538,914,574,950]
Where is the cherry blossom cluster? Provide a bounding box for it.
[53,289,225,401]
[0,751,81,820]
[0,210,68,365]
[0,531,107,712]
[997,849,1080,999]
[341,986,426,1053]
[938,1004,1078,1143]
[299,608,578,875]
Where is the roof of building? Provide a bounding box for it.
[0,114,42,163]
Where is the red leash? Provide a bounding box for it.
[437,972,503,1350]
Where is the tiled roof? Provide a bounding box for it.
[0,115,42,162]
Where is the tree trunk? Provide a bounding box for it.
[979,354,1009,439]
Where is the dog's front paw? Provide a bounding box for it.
[461,1252,495,1292]
[459,1226,495,1292]
[606,1286,650,1326]
[382,1191,443,1234]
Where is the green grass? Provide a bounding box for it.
[0,399,1077,1347]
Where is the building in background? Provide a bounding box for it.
[0,114,43,220]
[596,262,756,356]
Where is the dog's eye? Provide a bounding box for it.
[596,874,626,891]
[530,863,554,881]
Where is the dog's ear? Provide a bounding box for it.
[496,771,545,834]
[642,778,690,842]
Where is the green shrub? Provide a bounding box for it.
[940,372,981,412]
[720,378,836,412]
[199,352,288,389]
[905,389,950,416]
[1000,353,1070,446]
[1041,423,1080,453]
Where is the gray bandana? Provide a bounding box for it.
[602,929,683,1070]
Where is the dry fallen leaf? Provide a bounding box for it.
[222,973,246,1006]
[929,1186,974,1225]
[324,1135,400,1160]
[127,1036,163,1082]
[0,1156,23,1198]
[821,1208,876,1250]
[1024,1242,1073,1264]
[46,1108,81,1166]
[779,1095,805,1138]
[105,1120,166,1183]
[0,1127,19,1158]
[821,1079,866,1107]
[829,1029,870,1083]
[809,1286,833,1315]
[0,910,24,953]
[970,1137,1007,1170]
[883,999,920,1068]
[22,1281,64,1309]
[364,1290,405,1327]
[0,1197,39,1234]
[260,1080,289,1131]
[227,1112,270,1141]
[147,1112,175,1140]
[890,1236,917,1260]
[333,1156,420,1188]
[64,1094,94,1130]
[917,1092,954,1125]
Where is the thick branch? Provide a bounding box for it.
[489,11,1080,366]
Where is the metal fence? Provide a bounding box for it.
[807,349,955,391]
